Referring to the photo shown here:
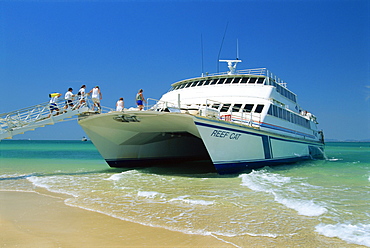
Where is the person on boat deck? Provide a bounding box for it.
[136,89,146,111]
[63,88,75,112]
[48,93,62,117]
[75,85,86,109]
[89,86,102,112]
[116,97,124,111]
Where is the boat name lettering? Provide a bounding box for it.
[113,115,140,123]
[210,130,241,140]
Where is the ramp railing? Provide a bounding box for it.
[0,95,98,140]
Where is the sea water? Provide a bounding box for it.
[1,140,369,247]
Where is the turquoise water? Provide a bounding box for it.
[1,140,369,247]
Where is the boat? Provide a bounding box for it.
[78,60,325,174]
[81,136,88,141]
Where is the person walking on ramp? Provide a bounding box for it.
[89,86,102,112]
[64,88,75,112]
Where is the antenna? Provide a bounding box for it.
[201,34,204,77]
[236,38,239,60]
[217,22,229,73]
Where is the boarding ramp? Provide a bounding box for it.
[0,96,98,140]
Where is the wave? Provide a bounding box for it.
[137,191,161,198]
[105,170,138,181]
[26,176,79,198]
[239,170,327,216]
[315,223,370,247]
[169,195,214,206]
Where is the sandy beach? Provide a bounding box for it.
[0,191,233,247]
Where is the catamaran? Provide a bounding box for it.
[78,60,325,174]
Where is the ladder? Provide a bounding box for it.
[0,97,96,140]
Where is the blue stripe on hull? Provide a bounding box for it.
[214,156,311,175]
[194,120,323,146]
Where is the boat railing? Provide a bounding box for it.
[146,98,180,112]
[144,98,261,128]
[202,68,267,77]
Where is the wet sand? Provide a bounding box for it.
[0,191,232,247]
[1,191,361,248]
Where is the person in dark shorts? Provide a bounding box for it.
[136,89,146,110]
[64,88,75,111]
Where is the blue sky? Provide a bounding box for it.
[1,0,369,140]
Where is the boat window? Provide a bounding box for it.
[220,104,231,112]
[203,80,211,86]
[190,81,198,87]
[217,78,226,84]
[240,77,249,84]
[278,108,282,118]
[255,105,264,113]
[232,77,241,84]
[232,104,242,112]
[185,82,192,88]
[210,79,218,85]
[257,78,265,84]
[243,104,254,112]
[179,84,185,89]
[225,78,233,84]
[211,103,220,109]
[248,78,257,84]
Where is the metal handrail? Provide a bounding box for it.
[0,95,100,137]
[144,98,262,128]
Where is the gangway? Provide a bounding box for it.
[0,96,98,140]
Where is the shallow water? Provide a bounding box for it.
[1,140,369,247]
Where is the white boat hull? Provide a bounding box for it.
[78,111,324,174]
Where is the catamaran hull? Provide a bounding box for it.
[78,112,324,174]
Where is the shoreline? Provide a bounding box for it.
[0,191,234,247]
[1,190,364,248]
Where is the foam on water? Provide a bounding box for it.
[315,223,370,247]
[27,176,79,198]
[169,195,215,206]
[137,191,161,198]
[239,170,327,216]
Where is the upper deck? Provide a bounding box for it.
[169,68,297,103]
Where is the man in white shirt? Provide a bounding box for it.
[89,86,102,112]
[64,88,75,111]
[48,93,62,117]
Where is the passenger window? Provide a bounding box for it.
[220,104,231,112]
[233,77,241,84]
[257,78,265,84]
[243,104,254,112]
[232,104,242,112]
[255,104,264,113]
[217,78,226,84]
[240,77,249,84]
[249,78,257,84]
[212,103,220,109]
[203,80,211,85]
[225,78,233,84]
